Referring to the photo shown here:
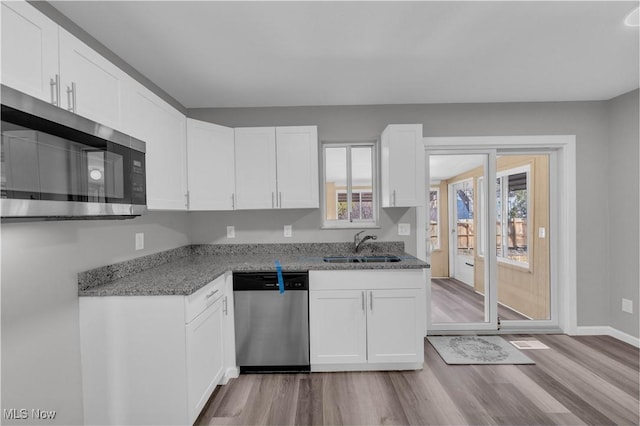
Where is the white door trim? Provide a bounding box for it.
[417,135,577,335]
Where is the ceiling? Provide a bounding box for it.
[430,155,485,182]
[51,1,639,109]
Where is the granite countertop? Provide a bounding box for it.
[78,242,429,297]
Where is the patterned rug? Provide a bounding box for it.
[427,335,535,365]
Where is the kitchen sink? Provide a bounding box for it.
[323,255,402,263]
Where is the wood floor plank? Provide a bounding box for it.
[431,278,528,322]
[294,373,324,425]
[423,343,500,425]
[389,361,468,425]
[518,339,639,425]
[487,364,571,415]
[536,334,639,399]
[265,374,300,425]
[198,335,639,426]
[574,335,640,371]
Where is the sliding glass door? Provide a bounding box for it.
[425,147,555,332]
[426,151,498,331]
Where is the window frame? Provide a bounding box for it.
[495,164,531,268]
[428,187,441,251]
[321,141,378,229]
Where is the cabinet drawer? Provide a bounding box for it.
[309,269,425,291]
[185,276,225,323]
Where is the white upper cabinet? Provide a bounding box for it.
[58,28,127,131]
[1,0,59,103]
[234,127,277,210]
[186,119,236,211]
[380,124,425,207]
[1,1,128,133]
[276,126,319,209]
[235,125,318,210]
[125,81,187,210]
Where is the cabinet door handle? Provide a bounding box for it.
[279,192,282,208]
[205,289,219,299]
[231,193,235,210]
[361,291,365,311]
[369,291,373,311]
[185,191,190,208]
[66,82,76,112]
[393,190,397,207]
[272,192,275,208]
[50,74,60,106]
[223,296,228,315]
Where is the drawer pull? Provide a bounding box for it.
[205,289,219,299]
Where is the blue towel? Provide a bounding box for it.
[275,260,285,294]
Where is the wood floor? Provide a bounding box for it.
[431,277,528,323]
[196,334,639,426]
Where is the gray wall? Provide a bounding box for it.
[189,99,615,329]
[188,208,416,252]
[1,212,190,425]
[607,89,640,338]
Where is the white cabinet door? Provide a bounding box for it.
[275,126,319,208]
[187,119,235,210]
[125,83,187,210]
[381,124,424,207]
[1,0,59,103]
[309,290,367,365]
[186,295,225,424]
[367,289,424,364]
[80,296,189,426]
[58,28,127,132]
[222,273,237,382]
[234,127,277,210]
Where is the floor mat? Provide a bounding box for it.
[427,335,535,365]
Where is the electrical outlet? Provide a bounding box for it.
[226,226,235,239]
[284,225,292,238]
[398,223,410,236]
[538,227,546,238]
[622,298,633,314]
[135,233,144,251]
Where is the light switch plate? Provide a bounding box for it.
[622,298,633,314]
[398,223,411,236]
[538,227,546,238]
[284,225,292,238]
[135,233,144,251]
[226,226,235,239]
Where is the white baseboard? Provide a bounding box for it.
[575,326,640,348]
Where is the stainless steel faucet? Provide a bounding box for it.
[354,230,377,253]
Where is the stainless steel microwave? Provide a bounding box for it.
[1,85,146,220]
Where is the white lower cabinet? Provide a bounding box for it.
[309,290,368,365]
[79,273,237,426]
[186,290,225,422]
[309,269,426,372]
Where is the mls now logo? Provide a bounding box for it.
[3,408,57,420]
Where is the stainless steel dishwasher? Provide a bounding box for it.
[233,272,309,373]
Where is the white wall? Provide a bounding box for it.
[1,212,190,425]
[607,89,640,338]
